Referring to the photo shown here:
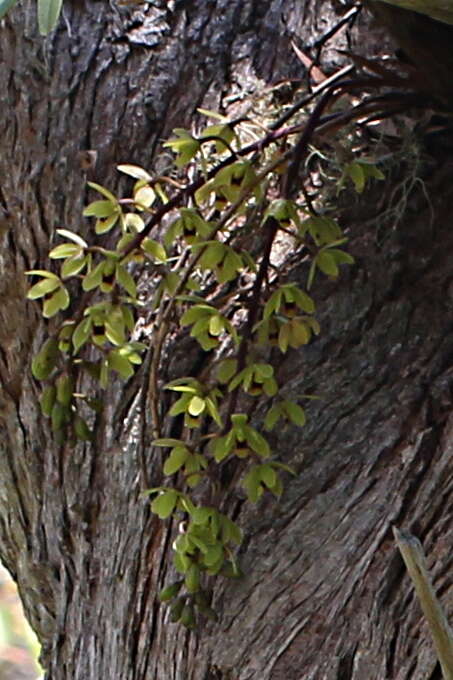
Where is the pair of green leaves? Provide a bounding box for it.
[218,360,278,397]
[243,463,289,503]
[26,271,70,318]
[163,116,236,169]
[263,283,315,320]
[82,257,137,298]
[164,378,223,428]
[340,161,384,194]
[71,302,135,353]
[180,303,238,351]
[165,208,212,247]
[307,240,354,290]
[196,241,250,284]
[264,198,302,229]
[195,160,261,209]
[211,413,271,462]
[154,438,208,488]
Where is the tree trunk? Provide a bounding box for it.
[1,1,452,678]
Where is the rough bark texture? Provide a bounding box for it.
[0,1,452,679]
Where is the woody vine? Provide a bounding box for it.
[27,66,422,629]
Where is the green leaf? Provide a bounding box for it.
[165,272,180,295]
[31,338,59,381]
[245,426,270,457]
[105,319,126,346]
[141,238,167,263]
[38,0,62,34]
[197,108,229,122]
[205,396,222,427]
[163,129,200,167]
[0,0,18,20]
[192,507,213,525]
[364,164,385,181]
[108,350,134,379]
[263,289,283,320]
[178,494,196,515]
[87,182,117,203]
[272,461,297,476]
[330,249,355,266]
[255,363,274,379]
[180,304,213,326]
[217,359,238,384]
[25,269,60,279]
[243,467,262,503]
[288,319,310,347]
[200,124,234,153]
[346,162,366,193]
[27,277,61,300]
[165,379,199,392]
[159,580,183,602]
[169,394,191,416]
[228,367,251,392]
[220,516,242,545]
[43,286,70,318]
[115,265,137,298]
[99,357,109,389]
[209,314,224,336]
[203,544,224,568]
[284,401,306,426]
[117,164,152,181]
[95,213,120,235]
[61,254,87,279]
[134,185,155,209]
[82,263,104,291]
[289,286,315,314]
[49,243,82,259]
[186,473,202,488]
[212,434,233,463]
[83,200,117,218]
[185,563,200,593]
[278,322,290,353]
[264,404,281,431]
[173,553,191,575]
[73,415,93,441]
[56,229,88,248]
[151,490,178,519]
[316,251,339,277]
[188,395,206,417]
[307,259,317,291]
[260,464,277,489]
[263,377,278,397]
[303,216,343,246]
[123,213,145,233]
[164,447,189,475]
[153,438,187,448]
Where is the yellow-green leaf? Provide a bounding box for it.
[83,200,117,218]
[164,447,189,475]
[316,251,339,277]
[27,277,61,300]
[38,0,62,34]
[49,243,82,259]
[141,238,167,263]
[151,490,178,519]
[117,164,152,181]
[188,395,206,417]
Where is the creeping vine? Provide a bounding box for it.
[27,55,427,627]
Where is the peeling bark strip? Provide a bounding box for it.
[1,0,453,678]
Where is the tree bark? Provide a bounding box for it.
[1,1,452,678]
